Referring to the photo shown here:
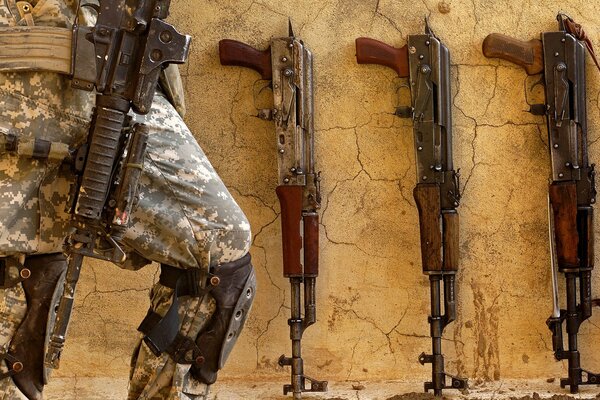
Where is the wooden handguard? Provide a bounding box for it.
[442,211,459,272]
[549,182,579,269]
[482,33,544,75]
[276,185,304,277]
[355,37,409,77]
[414,184,443,272]
[578,207,594,270]
[303,213,319,277]
[219,39,272,80]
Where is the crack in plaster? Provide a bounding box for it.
[297,2,328,37]
[254,297,286,368]
[240,1,287,19]
[374,0,404,36]
[345,327,366,380]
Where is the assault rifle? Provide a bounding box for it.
[356,21,466,396]
[483,13,599,393]
[45,0,190,370]
[219,22,327,399]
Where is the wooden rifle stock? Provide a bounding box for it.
[219,39,273,80]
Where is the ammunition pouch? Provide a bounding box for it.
[137,254,255,385]
[8,253,67,400]
[0,27,72,74]
[0,27,185,116]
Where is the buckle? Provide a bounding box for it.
[167,333,205,365]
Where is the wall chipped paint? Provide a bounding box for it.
[55,0,600,389]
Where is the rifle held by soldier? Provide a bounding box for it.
[45,0,191,370]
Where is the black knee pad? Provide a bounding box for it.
[8,253,67,400]
[191,253,256,384]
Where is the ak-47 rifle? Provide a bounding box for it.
[219,22,327,399]
[45,0,190,369]
[483,13,600,393]
[356,20,466,396]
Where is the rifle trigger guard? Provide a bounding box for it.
[523,75,546,115]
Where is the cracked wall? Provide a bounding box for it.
[55,0,600,388]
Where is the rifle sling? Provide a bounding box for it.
[564,17,600,73]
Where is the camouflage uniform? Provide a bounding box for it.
[0,1,252,399]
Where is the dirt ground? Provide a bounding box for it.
[44,378,600,399]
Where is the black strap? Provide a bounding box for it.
[138,266,209,363]
[159,265,206,297]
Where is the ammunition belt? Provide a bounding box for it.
[0,26,72,74]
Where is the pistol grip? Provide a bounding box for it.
[218,39,272,80]
[482,33,543,75]
[355,37,409,77]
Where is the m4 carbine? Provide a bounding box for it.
[45,0,190,370]
[356,21,466,396]
[219,22,327,400]
[483,13,599,393]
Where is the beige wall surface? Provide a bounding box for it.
[56,0,600,389]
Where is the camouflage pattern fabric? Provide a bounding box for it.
[127,285,216,399]
[0,285,27,400]
[0,0,252,399]
[124,95,252,399]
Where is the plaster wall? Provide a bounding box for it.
[54,0,600,389]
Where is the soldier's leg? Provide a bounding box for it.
[124,95,253,400]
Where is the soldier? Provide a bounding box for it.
[0,1,254,399]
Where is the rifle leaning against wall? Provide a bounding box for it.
[44,0,191,370]
[219,22,327,400]
[356,20,466,396]
[483,13,600,393]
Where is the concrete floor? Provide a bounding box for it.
[44,378,600,399]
